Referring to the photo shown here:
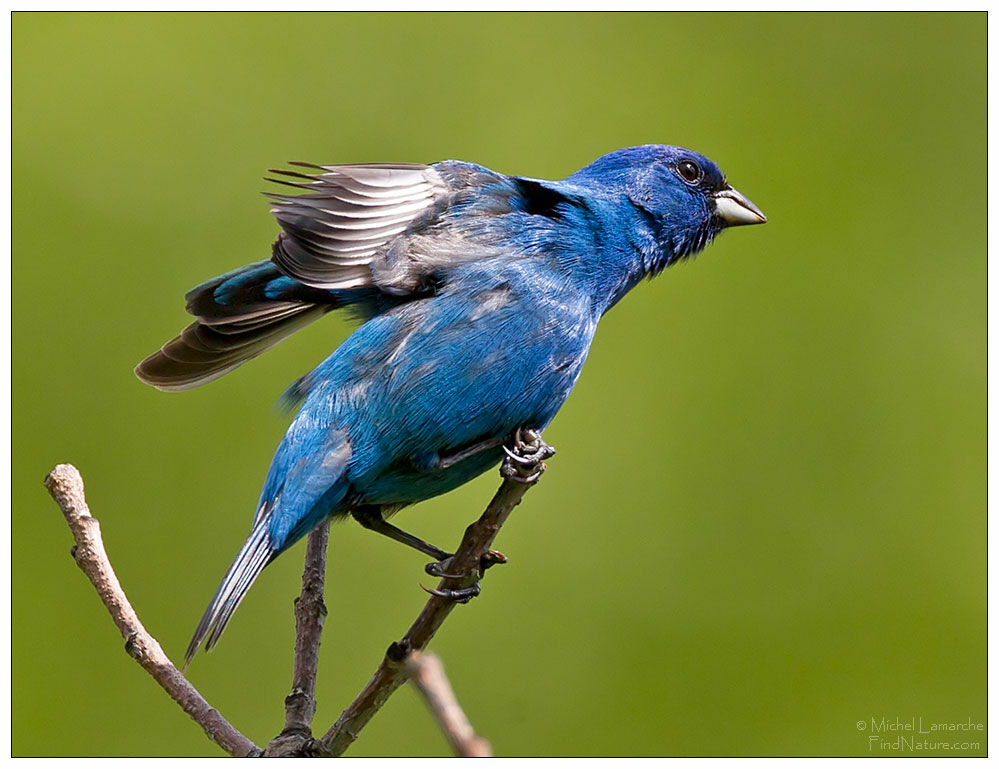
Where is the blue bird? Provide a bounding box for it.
[135,145,766,664]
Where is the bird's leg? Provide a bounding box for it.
[424,429,553,604]
[357,430,551,604]
[351,506,451,561]
[436,436,504,469]
[351,507,507,588]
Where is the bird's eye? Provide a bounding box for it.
[676,160,702,185]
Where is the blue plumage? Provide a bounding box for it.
[135,145,766,663]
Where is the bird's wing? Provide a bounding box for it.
[266,163,446,290]
[141,162,578,393]
[266,161,574,294]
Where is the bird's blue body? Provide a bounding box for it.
[265,256,595,539]
[136,145,766,661]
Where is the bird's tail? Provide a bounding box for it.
[136,260,341,391]
[185,511,276,667]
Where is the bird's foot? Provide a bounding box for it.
[421,582,481,603]
[501,428,555,483]
[424,558,457,579]
[422,549,506,602]
[424,549,507,579]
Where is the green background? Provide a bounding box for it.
[13,12,985,757]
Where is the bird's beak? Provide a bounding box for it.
[712,185,767,226]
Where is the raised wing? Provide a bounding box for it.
[137,159,576,392]
[267,163,445,290]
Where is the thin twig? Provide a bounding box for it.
[265,518,331,756]
[404,651,492,757]
[43,464,261,758]
[311,432,553,757]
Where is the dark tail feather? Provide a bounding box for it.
[183,260,336,322]
[136,261,339,391]
[136,308,330,391]
[185,516,275,667]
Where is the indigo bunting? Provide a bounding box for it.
[136,145,766,663]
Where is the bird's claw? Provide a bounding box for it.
[505,467,543,484]
[424,557,459,579]
[501,445,535,466]
[421,582,482,603]
[501,428,555,483]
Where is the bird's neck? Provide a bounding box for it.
[599,196,725,314]
[561,195,687,315]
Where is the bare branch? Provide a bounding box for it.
[43,464,261,757]
[311,432,554,757]
[404,651,492,757]
[47,431,550,757]
[265,519,331,756]
[287,518,331,728]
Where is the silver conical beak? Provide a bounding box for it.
[712,185,767,226]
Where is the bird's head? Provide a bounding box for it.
[567,144,766,272]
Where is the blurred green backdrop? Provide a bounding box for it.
[13,12,985,757]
